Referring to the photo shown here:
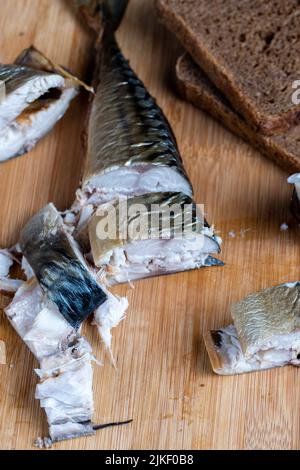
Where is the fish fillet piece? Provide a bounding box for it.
[288,173,300,222]
[0,249,22,292]
[204,282,300,375]
[70,0,192,234]
[88,192,222,285]
[0,47,80,162]
[20,203,107,328]
[5,280,96,442]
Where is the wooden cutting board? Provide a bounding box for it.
[1,0,300,450]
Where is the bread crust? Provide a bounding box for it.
[157,0,300,136]
[176,53,300,173]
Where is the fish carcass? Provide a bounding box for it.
[0,46,88,163]
[3,203,128,443]
[204,282,300,375]
[67,0,222,282]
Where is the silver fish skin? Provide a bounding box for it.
[88,192,223,285]
[20,203,107,329]
[204,282,300,375]
[0,47,81,163]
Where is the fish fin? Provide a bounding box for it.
[15,46,93,93]
[77,0,129,34]
[203,256,225,267]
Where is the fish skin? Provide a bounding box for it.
[20,203,107,329]
[231,282,300,356]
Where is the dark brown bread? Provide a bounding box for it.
[157,0,300,135]
[176,53,300,173]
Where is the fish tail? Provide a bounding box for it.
[76,0,129,34]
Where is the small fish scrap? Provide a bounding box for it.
[204,282,300,375]
[0,46,88,163]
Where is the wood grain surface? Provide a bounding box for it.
[0,0,300,450]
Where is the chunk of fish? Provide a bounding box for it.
[5,280,95,442]
[1,201,128,442]
[0,249,23,292]
[88,192,222,285]
[0,47,83,162]
[20,203,107,329]
[288,173,300,222]
[204,282,300,375]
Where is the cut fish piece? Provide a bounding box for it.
[5,280,96,443]
[88,192,222,285]
[69,0,193,234]
[288,173,300,223]
[67,3,223,288]
[0,47,81,163]
[35,337,95,443]
[204,282,300,375]
[20,203,107,328]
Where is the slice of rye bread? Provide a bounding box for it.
[176,53,300,173]
[157,0,300,136]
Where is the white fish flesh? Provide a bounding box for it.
[288,173,300,222]
[204,282,300,375]
[5,280,95,442]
